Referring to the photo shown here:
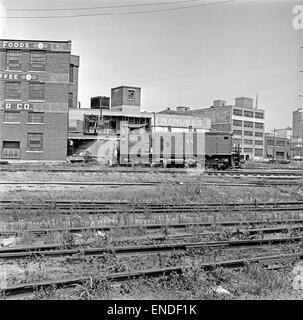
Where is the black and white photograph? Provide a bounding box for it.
[0,0,303,307]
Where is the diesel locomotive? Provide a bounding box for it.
[118,129,243,170]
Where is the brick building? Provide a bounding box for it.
[0,39,79,161]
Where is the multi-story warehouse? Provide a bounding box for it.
[0,39,79,161]
[191,98,265,160]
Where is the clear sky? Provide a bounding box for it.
[0,0,302,132]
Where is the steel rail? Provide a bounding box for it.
[0,166,302,174]
[2,219,303,237]
[2,200,303,207]
[1,267,183,296]
[0,181,299,187]
[1,205,303,215]
[1,236,303,259]
[3,250,303,297]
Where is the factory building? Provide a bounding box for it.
[68,86,154,163]
[0,39,79,161]
[154,107,211,133]
[264,133,290,161]
[191,98,265,160]
[68,87,211,164]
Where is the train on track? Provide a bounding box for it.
[118,129,243,170]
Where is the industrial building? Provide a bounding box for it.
[0,39,79,161]
[190,98,265,160]
[68,86,154,163]
[68,87,211,164]
[154,107,210,133]
[264,133,290,161]
[292,108,303,159]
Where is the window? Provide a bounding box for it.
[244,139,253,145]
[255,140,263,145]
[5,82,21,100]
[255,149,263,156]
[244,131,253,136]
[244,111,253,117]
[276,140,285,146]
[69,64,74,83]
[68,92,73,108]
[233,109,242,116]
[255,112,264,119]
[244,121,253,128]
[234,139,242,144]
[29,83,45,100]
[128,89,135,100]
[244,148,253,153]
[6,50,21,70]
[27,133,43,151]
[233,120,242,127]
[28,112,44,124]
[30,51,46,71]
[4,111,20,123]
[233,130,242,136]
[255,132,263,137]
[2,141,20,159]
[266,140,274,146]
[255,122,264,129]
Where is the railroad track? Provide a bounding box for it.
[2,199,303,208]
[2,219,303,237]
[2,250,303,297]
[2,200,303,214]
[1,236,303,259]
[0,166,302,175]
[0,180,299,187]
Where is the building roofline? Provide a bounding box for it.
[0,39,72,44]
[111,86,141,90]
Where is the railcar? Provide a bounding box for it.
[118,130,243,169]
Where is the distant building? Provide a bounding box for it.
[154,107,211,133]
[265,133,290,161]
[90,96,110,110]
[293,108,303,139]
[191,97,265,160]
[0,39,79,161]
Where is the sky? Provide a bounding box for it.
[0,0,302,132]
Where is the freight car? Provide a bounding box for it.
[118,128,243,169]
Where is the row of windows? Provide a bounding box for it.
[233,109,264,119]
[5,82,45,100]
[232,120,264,129]
[233,130,264,137]
[266,140,288,146]
[234,147,263,156]
[3,111,44,124]
[2,134,43,158]
[234,139,264,145]
[234,138,264,144]
[7,50,46,71]
[6,50,75,83]
[5,82,73,106]
[243,148,264,154]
